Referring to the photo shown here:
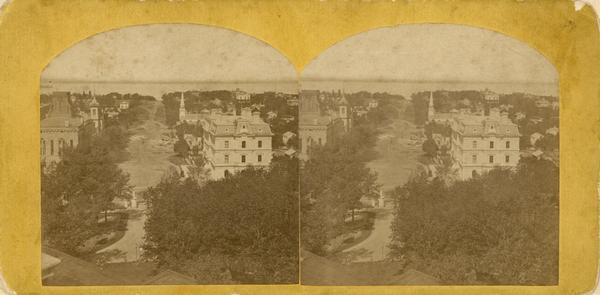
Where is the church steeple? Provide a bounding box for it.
[179,92,186,122]
[90,94,101,130]
[427,91,435,122]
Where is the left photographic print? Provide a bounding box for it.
[40,24,300,285]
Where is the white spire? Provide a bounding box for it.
[427,91,435,121]
[180,92,185,109]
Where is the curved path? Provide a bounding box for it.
[97,101,175,263]
[341,119,421,262]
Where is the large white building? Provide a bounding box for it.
[234,88,251,102]
[450,109,521,179]
[199,108,273,180]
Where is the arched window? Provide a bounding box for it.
[224,170,231,178]
[50,140,54,155]
[41,139,46,156]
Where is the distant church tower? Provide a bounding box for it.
[427,91,435,122]
[179,92,186,122]
[338,91,350,132]
[90,95,101,130]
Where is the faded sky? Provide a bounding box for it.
[302,24,558,84]
[42,24,297,82]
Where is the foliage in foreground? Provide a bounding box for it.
[143,157,299,284]
[41,122,132,254]
[300,99,401,255]
[389,157,559,285]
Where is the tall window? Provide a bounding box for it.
[505,141,510,149]
[241,155,246,163]
[472,141,477,149]
[50,140,54,155]
[225,141,229,148]
[318,138,322,145]
[505,155,510,163]
[59,139,65,156]
[224,154,229,163]
[242,141,246,148]
[489,155,494,163]
[258,140,262,148]
[70,139,74,147]
[258,154,262,162]
[472,154,477,163]
[41,139,46,156]
[489,141,494,149]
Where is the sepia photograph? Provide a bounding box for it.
[299,24,559,285]
[40,24,300,285]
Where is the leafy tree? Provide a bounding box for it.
[41,146,132,254]
[422,138,438,157]
[300,109,384,253]
[174,138,190,158]
[389,158,558,285]
[143,156,298,284]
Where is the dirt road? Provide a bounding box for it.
[97,101,175,263]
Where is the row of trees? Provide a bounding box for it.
[142,156,299,284]
[389,157,559,285]
[42,118,133,255]
[300,98,401,255]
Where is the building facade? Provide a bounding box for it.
[450,110,520,179]
[200,108,273,180]
[178,92,205,124]
[298,90,350,159]
[40,92,85,165]
[234,88,251,102]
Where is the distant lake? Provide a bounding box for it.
[41,80,300,100]
[300,80,558,99]
[41,79,557,100]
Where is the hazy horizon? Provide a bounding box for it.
[41,79,557,101]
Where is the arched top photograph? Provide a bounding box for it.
[40,23,300,286]
[299,23,559,286]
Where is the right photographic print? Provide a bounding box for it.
[299,24,559,286]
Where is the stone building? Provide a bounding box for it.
[199,108,273,180]
[450,109,521,179]
[233,88,251,102]
[298,90,350,159]
[40,92,85,165]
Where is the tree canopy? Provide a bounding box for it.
[143,156,299,284]
[41,126,132,255]
[389,157,558,285]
